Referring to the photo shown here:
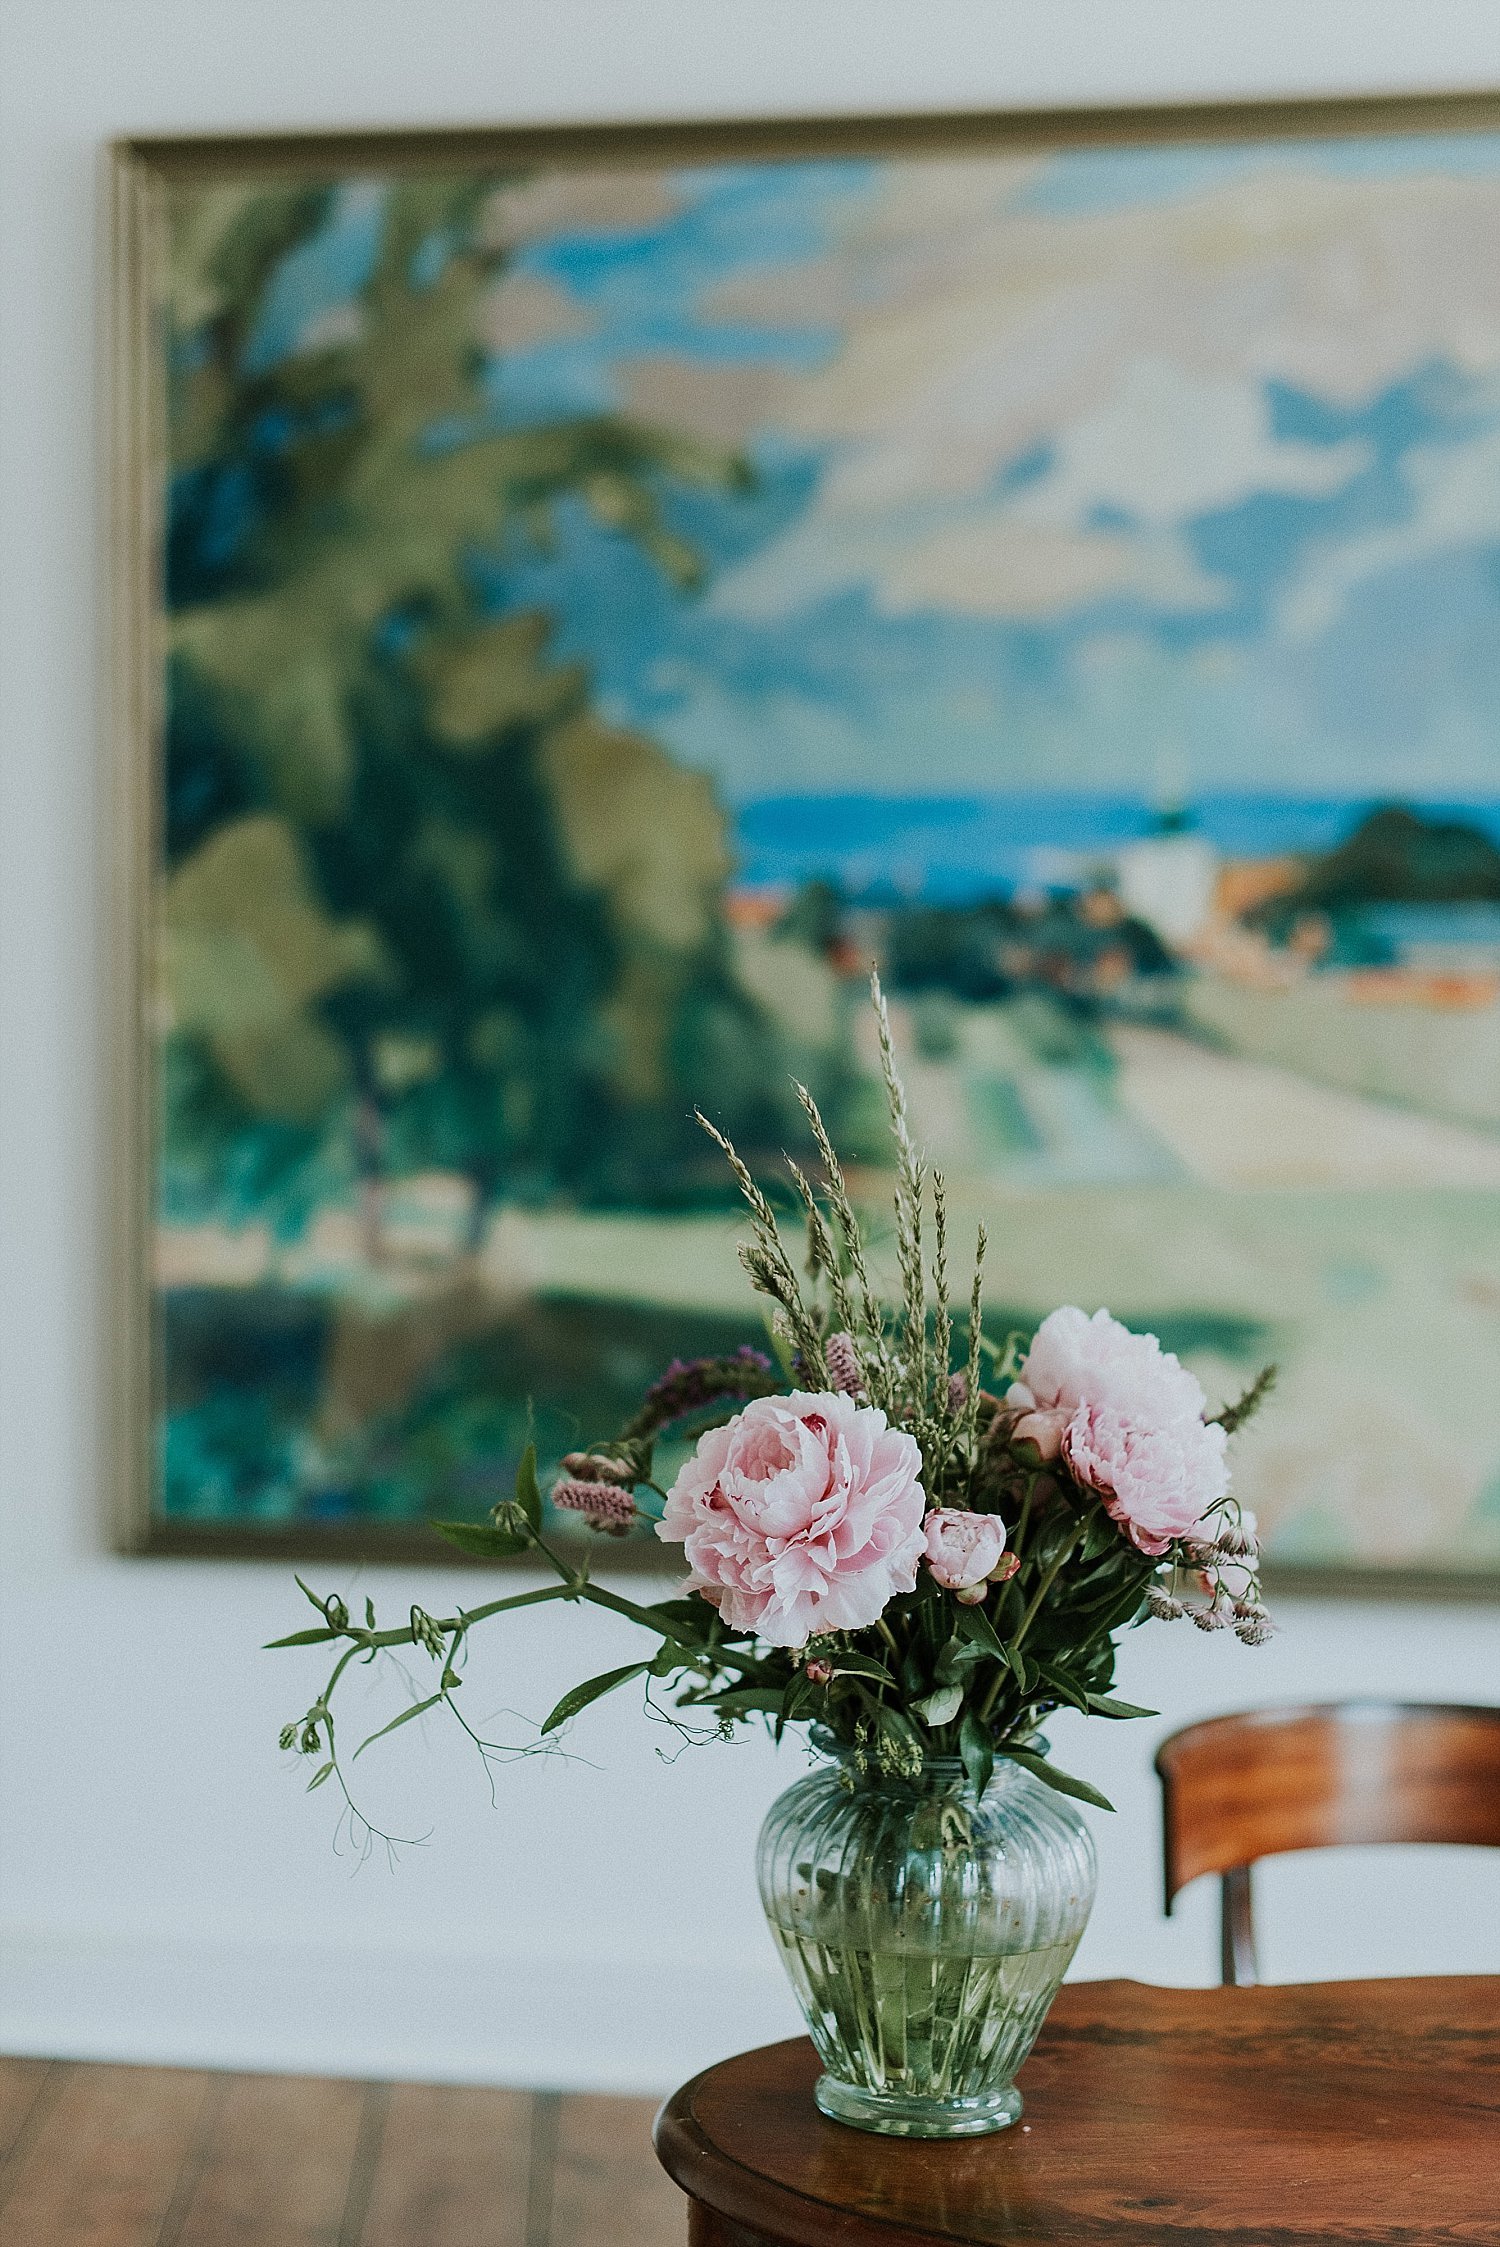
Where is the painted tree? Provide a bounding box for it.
[160,173,789,1241]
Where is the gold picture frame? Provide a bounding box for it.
[115,92,1500,1585]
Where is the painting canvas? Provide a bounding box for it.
[115,104,1500,1583]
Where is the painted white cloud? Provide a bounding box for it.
[703,154,1500,628]
[1013,359,1370,530]
[874,515,1226,619]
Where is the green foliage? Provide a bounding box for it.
[540,1663,652,1736]
[268,991,1273,1837]
[162,173,790,1225]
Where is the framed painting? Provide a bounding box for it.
[113,96,1500,1587]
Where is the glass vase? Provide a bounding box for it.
[757,1743,1096,2137]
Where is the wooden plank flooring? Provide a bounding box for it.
[0,2059,685,2247]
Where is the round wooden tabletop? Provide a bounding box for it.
[654,1975,1500,2246]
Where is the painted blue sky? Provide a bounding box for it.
[261,133,1500,815]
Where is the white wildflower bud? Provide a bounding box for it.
[1191,1603,1229,1632]
[410,1605,446,1658]
[1235,1614,1274,1646]
[1146,1587,1187,1621]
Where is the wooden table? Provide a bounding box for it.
[654,1976,1500,2245]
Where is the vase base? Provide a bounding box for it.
[814,2074,1023,2138]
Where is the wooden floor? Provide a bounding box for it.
[0,2058,685,2247]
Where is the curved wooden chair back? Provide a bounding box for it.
[1155,1701,1500,1985]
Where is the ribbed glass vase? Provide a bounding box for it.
[757,1743,1096,2137]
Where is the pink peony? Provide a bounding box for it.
[656,1391,926,1647]
[923,1508,1010,1594]
[1010,1306,1228,1554]
[1063,1406,1229,1557]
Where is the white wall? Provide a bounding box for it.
[3,0,1499,2095]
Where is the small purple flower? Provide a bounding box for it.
[623,1348,779,1439]
[551,1478,638,1529]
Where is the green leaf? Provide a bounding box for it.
[960,1710,994,1798]
[1001,1745,1115,1812]
[1086,1694,1158,1720]
[701,1685,787,1716]
[830,1652,895,1685]
[364,1597,377,1630]
[352,1693,444,1759]
[539,1662,649,1737]
[305,1762,335,1791]
[432,1518,529,1559]
[264,1626,341,1648]
[642,1597,716,1645]
[1091,1582,1153,1634]
[914,1683,964,1728]
[1033,1659,1090,1713]
[1079,1506,1121,1563]
[515,1443,543,1531]
[954,1603,1009,1664]
[990,1578,1025,1637]
[934,1634,983,1685]
[777,1670,819,1740]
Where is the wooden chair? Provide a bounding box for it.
[1155,1701,1500,1985]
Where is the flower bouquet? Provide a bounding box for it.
[275,978,1272,2138]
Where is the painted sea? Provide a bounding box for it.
[732,792,1500,898]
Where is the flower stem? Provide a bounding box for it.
[1011,1518,1085,1654]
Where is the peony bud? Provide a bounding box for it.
[1004,1381,1070,1462]
[561,1450,636,1485]
[924,1506,1009,1592]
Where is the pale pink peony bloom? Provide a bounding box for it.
[656,1391,926,1647]
[1011,1305,1210,1431]
[1010,1306,1228,1554]
[1062,1404,1229,1557]
[923,1508,1009,1593]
